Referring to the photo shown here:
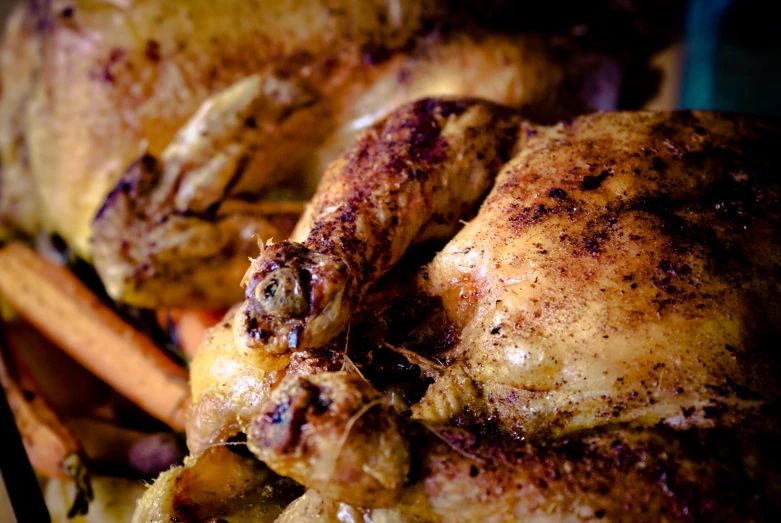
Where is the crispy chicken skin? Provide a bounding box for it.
[236,100,525,354]
[133,445,301,523]
[415,111,781,436]
[196,104,779,522]
[0,0,664,308]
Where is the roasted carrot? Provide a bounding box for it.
[0,329,93,516]
[175,310,224,359]
[0,243,189,430]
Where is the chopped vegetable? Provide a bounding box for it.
[0,327,93,516]
[0,243,189,430]
[174,310,224,359]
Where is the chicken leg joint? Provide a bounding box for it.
[255,268,308,321]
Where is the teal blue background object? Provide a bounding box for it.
[682,0,781,116]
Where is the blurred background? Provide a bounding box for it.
[2,0,778,115]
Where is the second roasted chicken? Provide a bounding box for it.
[135,101,781,522]
[0,0,680,308]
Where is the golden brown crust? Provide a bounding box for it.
[419,111,781,436]
[143,107,781,521]
[249,372,410,508]
[235,98,524,353]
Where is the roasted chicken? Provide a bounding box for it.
[135,101,781,522]
[0,0,679,308]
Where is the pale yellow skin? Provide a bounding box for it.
[137,105,781,522]
[0,0,625,308]
[414,111,781,435]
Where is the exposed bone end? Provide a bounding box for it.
[235,241,352,355]
[248,372,410,508]
[255,268,309,320]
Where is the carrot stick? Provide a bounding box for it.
[0,243,189,430]
[175,310,224,359]
[0,331,93,515]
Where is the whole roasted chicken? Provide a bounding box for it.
[0,0,679,308]
[134,101,781,522]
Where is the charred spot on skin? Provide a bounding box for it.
[246,314,267,342]
[651,156,667,171]
[258,382,319,453]
[548,188,567,200]
[580,170,611,191]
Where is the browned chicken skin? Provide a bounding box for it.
[236,100,525,354]
[0,0,675,308]
[136,102,781,523]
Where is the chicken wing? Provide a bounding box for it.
[235,99,526,354]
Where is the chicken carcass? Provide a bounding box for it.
[137,100,781,522]
[0,0,678,308]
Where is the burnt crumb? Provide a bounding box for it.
[245,116,257,129]
[630,283,638,289]
[652,156,667,171]
[694,125,707,136]
[490,326,501,335]
[583,230,609,256]
[60,6,74,17]
[580,170,611,191]
[22,390,36,401]
[470,465,480,477]
[657,259,675,275]
[145,39,162,62]
[594,509,607,519]
[724,344,736,353]
[548,188,567,200]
